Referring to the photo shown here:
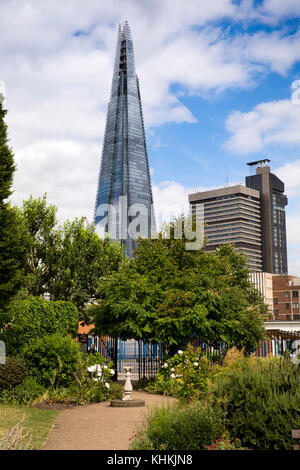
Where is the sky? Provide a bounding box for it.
[1,0,300,274]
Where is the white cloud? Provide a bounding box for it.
[12,139,99,223]
[152,181,197,227]
[225,90,300,154]
[152,180,234,228]
[239,30,300,75]
[1,0,300,242]
[275,159,300,198]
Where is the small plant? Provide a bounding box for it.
[0,416,32,450]
[130,401,225,450]
[206,432,243,450]
[13,377,45,405]
[0,356,27,391]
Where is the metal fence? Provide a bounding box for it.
[255,330,300,358]
[92,336,162,381]
[78,329,300,381]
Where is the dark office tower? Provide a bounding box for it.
[246,160,288,274]
[94,21,155,257]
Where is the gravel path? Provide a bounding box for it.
[42,391,176,450]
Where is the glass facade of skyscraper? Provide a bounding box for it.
[94,21,155,258]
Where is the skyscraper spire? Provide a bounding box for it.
[94,21,155,257]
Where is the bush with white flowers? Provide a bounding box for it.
[69,352,123,404]
[145,345,213,401]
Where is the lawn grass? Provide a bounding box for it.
[0,404,58,450]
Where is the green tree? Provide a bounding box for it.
[91,218,268,354]
[0,102,30,311]
[21,194,58,297]
[20,195,123,311]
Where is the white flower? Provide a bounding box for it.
[177,350,183,355]
[162,363,168,368]
[170,373,175,379]
[93,377,100,382]
[103,365,108,369]
[88,365,97,373]
[109,369,115,375]
[170,367,175,372]
[105,382,110,389]
[193,362,199,367]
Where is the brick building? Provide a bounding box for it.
[272,275,300,321]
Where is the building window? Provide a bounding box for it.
[294,314,300,320]
[285,291,289,298]
[286,303,290,311]
[292,291,299,298]
[292,303,299,309]
[274,298,278,305]
[274,308,279,318]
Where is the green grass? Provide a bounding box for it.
[0,404,58,450]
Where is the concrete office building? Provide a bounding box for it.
[189,160,288,274]
[246,160,288,274]
[189,185,263,271]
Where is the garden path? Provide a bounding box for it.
[42,391,176,450]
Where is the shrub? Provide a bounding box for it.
[107,382,123,400]
[146,346,213,401]
[1,297,79,355]
[0,356,27,391]
[130,401,225,450]
[70,353,119,404]
[21,333,81,387]
[212,356,300,450]
[13,377,45,404]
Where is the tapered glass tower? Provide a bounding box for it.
[94,21,155,257]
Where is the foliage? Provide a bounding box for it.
[146,346,213,401]
[20,194,123,311]
[1,296,79,355]
[135,377,156,391]
[107,382,123,400]
[206,432,243,450]
[0,356,27,391]
[0,103,31,311]
[130,401,225,450]
[70,353,119,404]
[92,219,268,353]
[12,377,45,405]
[211,356,300,450]
[21,334,81,387]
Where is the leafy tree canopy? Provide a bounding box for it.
[21,194,123,311]
[91,217,269,354]
[0,103,31,311]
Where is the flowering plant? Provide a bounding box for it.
[206,434,243,450]
[70,353,120,404]
[146,345,213,400]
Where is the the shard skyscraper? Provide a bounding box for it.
[94,21,155,257]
